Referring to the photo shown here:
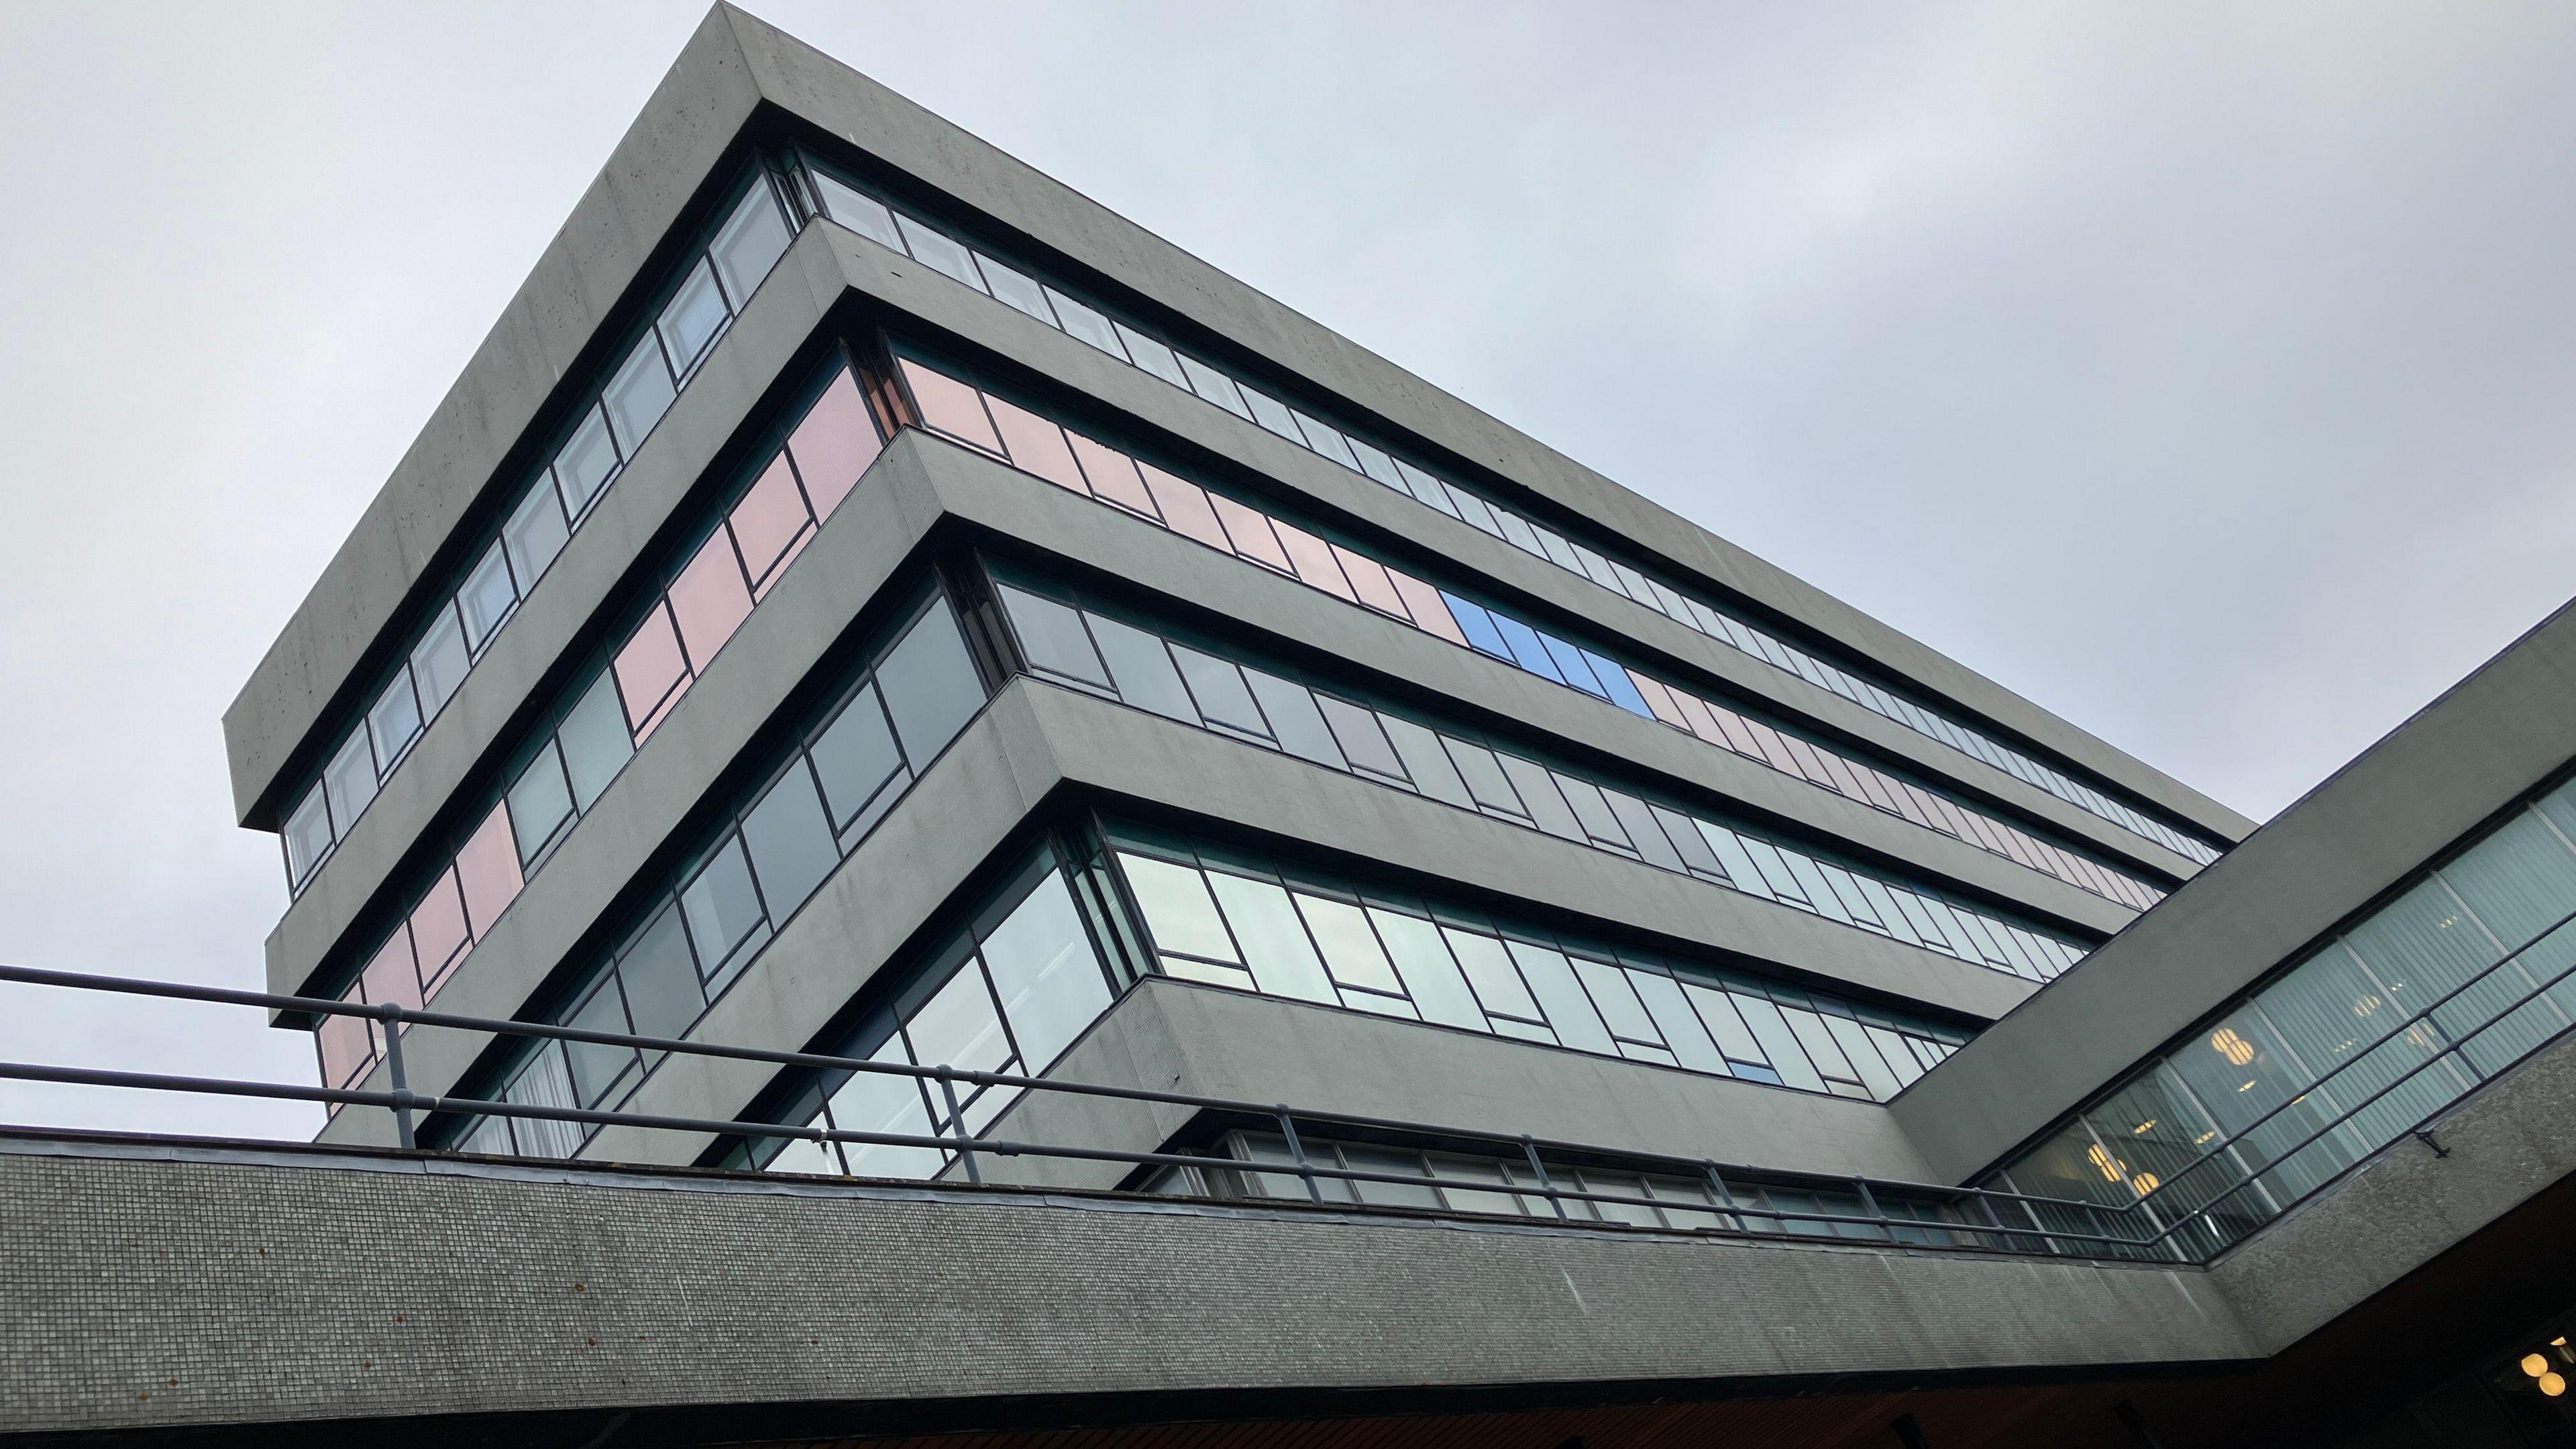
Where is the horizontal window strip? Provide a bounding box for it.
[282,172,805,898]
[312,364,906,1097]
[802,155,2221,867]
[896,354,2162,915]
[990,580,2088,988]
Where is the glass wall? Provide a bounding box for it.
[897,352,2164,914]
[799,154,2221,867]
[1102,823,1970,1106]
[1991,778,2576,1257]
[993,575,2090,985]
[281,171,803,895]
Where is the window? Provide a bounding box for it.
[602,337,678,457]
[808,684,905,835]
[409,604,471,718]
[873,602,984,764]
[741,762,839,922]
[680,837,769,989]
[657,258,731,379]
[709,180,792,309]
[502,478,572,592]
[553,405,621,521]
[458,543,519,651]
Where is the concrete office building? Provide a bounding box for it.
[15,7,2576,1446]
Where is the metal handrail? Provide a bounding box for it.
[0,962,2164,1258]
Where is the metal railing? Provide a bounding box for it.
[0,962,2157,1260]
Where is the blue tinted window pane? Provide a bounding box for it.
[1582,651,1655,717]
[876,602,986,766]
[1487,613,1564,683]
[1539,635,1606,696]
[1439,592,1513,661]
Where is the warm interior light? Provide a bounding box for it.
[2133,1120,2157,1135]
[2131,1173,2161,1196]
[2524,1354,2550,1378]
[2087,1144,2124,1183]
[2211,1028,2255,1067]
[2542,1373,2565,1398]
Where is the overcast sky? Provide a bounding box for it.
[4,1,2573,1140]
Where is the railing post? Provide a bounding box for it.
[1277,1106,1325,1204]
[1703,1161,1745,1232]
[1970,1189,2019,1253]
[1522,1134,1569,1220]
[378,1002,417,1151]
[1853,1175,1889,1240]
[934,1067,979,1185]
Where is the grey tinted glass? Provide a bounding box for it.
[906,964,1012,1074]
[502,476,571,590]
[1000,587,1108,687]
[709,181,793,307]
[741,762,839,920]
[409,606,471,718]
[974,253,1055,323]
[1177,354,1252,420]
[810,684,905,833]
[553,405,620,518]
[1290,411,1361,470]
[1238,386,1305,443]
[366,673,423,768]
[894,213,985,290]
[1369,909,1488,1030]
[557,672,634,811]
[828,1042,946,1179]
[1042,288,1128,359]
[616,905,704,1040]
[1496,757,1583,841]
[875,603,985,765]
[1380,716,1473,809]
[1112,323,1189,388]
[504,743,575,866]
[658,258,730,378]
[1089,615,1197,721]
[812,172,902,250]
[1170,647,1268,737]
[979,872,1110,1071]
[457,543,518,651]
[602,335,678,455]
[1316,696,1404,780]
[680,837,768,983]
[1117,854,1240,963]
[321,729,379,839]
[1242,672,1346,769]
[1442,739,1524,816]
[562,981,638,1107]
[1507,943,1616,1055]
[1603,792,1686,871]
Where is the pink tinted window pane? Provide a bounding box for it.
[983,396,1088,494]
[407,870,472,996]
[1991,822,2044,871]
[1847,762,1908,817]
[360,932,422,1014]
[1065,432,1160,519]
[317,989,375,1089]
[1739,719,1805,777]
[785,369,883,520]
[729,454,816,596]
[1386,570,1467,645]
[455,802,525,941]
[1670,688,1727,745]
[1707,702,1767,761]
[1139,463,1230,550]
[1272,523,1356,602]
[1908,785,1968,840]
[614,604,690,740]
[668,532,755,672]
[1888,782,1942,830]
[1813,747,1874,802]
[1207,494,1293,574]
[1778,735,1840,792]
[1332,545,1409,619]
[1627,671,1689,729]
[898,360,1002,453]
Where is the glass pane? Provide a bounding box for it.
[894,213,987,290]
[812,171,901,250]
[506,743,575,867]
[741,761,839,922]
[615,904,704,1040]
[875,601,985,765]
[829,1040,947,1179]
[2256,947,2460,1152]
[453,804,523,939]
[1652,805,1726,879]
[2163,1005,2353,1201]
[1171,647,1269,737]
[1380,716,1473,809]
[1243,672,1346,768]
[283,784,334,884]
[1296,894,1404,995]
[1316,696,1405,780]
[1684,983,1776,1075]
[1606,792,1689,873]
[612,604,689,739]
[1441,739,1525,817]
[1389,571,1468,646]
[1042,287,1128,358]
[709,178,792,308]
[1371,908,1489,1031]
[809,683,904,833]
[1067,432,1159,518]
[898,360,1002,452]
[979,871,1110,1072]
[906,964,1012,1075]
[557,670,634,811]
[1823,1014,1902,1099]
[1089,614,1196,721]
[502,479,571,596]
[771,376,877,525]
[502,1046,582,1161]
[1238,384,1304,443]
[1444,928,1546,1029]
[1205,872,1338,1004]
[1118,853,1242,965]
[1569,956,1661,1046]
[321,729,379,842]
[657,258,731,377]
[1177,354,1252,419]
[667,531,754,672]
[983,395,1087,493]
[728,454,815,594]
[1114,323,1189,388]
[1206,494,1294,573]
[1628,970,1724,1073]
[366,671,423,773]
[458,543,519,651]
[1496,757,1584,841]
[603,334,679,455]
[409,604,472,720]
[680,836,769,987]
[1138,463,1230,551]
[562,979,639,1108]
[359,932,422,1014]
[1272,523,1355,600]
[1506,941,1617,1055]
[1290,410,1362,470]
[2442,808,2576,958]
[553,404,620,520]
[407,871,472,992]
[1000,587,1108,687]
[975,252,1055,322]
